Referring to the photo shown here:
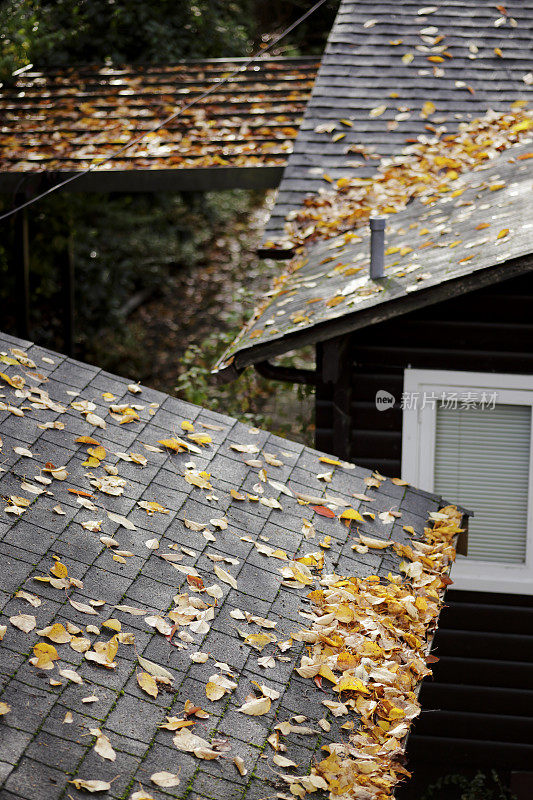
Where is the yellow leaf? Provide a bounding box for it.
[497,228,509,239]
[334,604,355,623]
[335,677,369,694]
[37,623,71,643]
[512,119,533,133]
[119,414,138,425]
[206,682,226,701]
[76,436,101,445]
[87,446,106,460]
[50,561,68,579]
[188,432,212,447]
[137,671,158,698]
[244,633,276,651]
[158,438,186,452]
[339,508,364,522]
[138,500,169,515]
[33,642,59,668]
[82,456,101,468]
[318,665,338,684]
[102,619,122,632]
[402,52,414,64]
[369,104,386,118]
[181,420,195,431]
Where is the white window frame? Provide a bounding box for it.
[402,368,533,595]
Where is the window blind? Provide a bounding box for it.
[433,403,531,564]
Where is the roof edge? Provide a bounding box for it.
[216,251,533,379]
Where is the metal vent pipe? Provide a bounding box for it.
[369,216,386,279]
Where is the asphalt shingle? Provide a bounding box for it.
[263,0,533,245]
[0,333,465,799]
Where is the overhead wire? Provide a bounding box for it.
[0,0,328,222]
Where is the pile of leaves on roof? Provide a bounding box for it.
[284,505,462,799]
[282,105,532,246]
[0,344,465,799]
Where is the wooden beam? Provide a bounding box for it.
[13,202,30,340]
[0,166,284,194]
[320,336,353,460]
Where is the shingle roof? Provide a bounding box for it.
[216,139,533,375]
[0,58,318,192]
[0,331,465,800]
[263,0,533,247]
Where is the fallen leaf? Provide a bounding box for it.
[358,535,393,549]
[213,564,238,589]
[13,446,33,458]
[9,613,36,633]
[151,771,180,788]
[273,755,298,768]
[233,755,248,776]
[58,668,83,685]
[238,696,271,716]
[137,655,173,683]
[68,778,112,792]
[15,590,41,607]
[38,623,71,643]
[138,671,158,698]
[107,511,136,530]
[339,508,364,522]
[230,443,259,454]
[311,505,335,518]
[69,599,100,615]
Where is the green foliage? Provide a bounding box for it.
[175,304,315,443]
[0,0,328,442]
[0,0,340,82]
[421,771,516,800]
[0,0,254,81]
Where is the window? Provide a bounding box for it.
[402,369,533,594]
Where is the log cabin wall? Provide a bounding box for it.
[316,270,533,794]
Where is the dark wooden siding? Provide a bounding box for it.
[316,271,533,789]
[316,272,533,476]
[399,589,533,798]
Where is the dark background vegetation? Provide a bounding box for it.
[0,0,337,437]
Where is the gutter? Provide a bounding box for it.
[254,359,317,385]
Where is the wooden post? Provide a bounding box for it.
[13,202,30,339]
[61,218,75,356]
[321,335,353,460]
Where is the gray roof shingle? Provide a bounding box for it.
[0,332,465,800]
[263,0,533,246]
[217,138,533,373]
